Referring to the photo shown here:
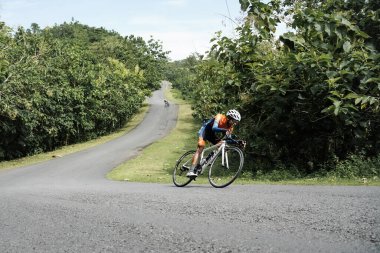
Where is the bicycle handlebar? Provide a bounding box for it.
[223,134,246,149]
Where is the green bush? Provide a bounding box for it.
[328,154,380,179]
[169,0,380,175]
[0,21,168,161]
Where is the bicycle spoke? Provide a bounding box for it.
[208,147,243,188]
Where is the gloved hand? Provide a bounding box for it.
[238,140,247,149]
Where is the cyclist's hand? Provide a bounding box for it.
[225,130,232,138]
[238,140,247,149]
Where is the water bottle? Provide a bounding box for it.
[205,151,216,164]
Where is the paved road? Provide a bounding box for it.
[0,83,379,252]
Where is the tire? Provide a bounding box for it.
[173,150,195,187]
[208,146,244,188]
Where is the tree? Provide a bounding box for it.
[0,21,169,161]
[172,0,380,174]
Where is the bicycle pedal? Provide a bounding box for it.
[182,165,190,171]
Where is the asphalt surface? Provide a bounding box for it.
[0,82,379,252]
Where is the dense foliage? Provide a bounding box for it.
[168,0,380,176]
[0,21,168,161]
[165,54,199,98]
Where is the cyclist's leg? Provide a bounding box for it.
[187,126,207,176]
[188,138,204,174]
[188,128,218,175]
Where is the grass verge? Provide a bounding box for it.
[107,89,200,183]
[0,103,149,171]
[233,175,380,186]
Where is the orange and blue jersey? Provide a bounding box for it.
[198,114,233,147]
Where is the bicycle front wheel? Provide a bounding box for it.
[208,146,244,188]
[173,150,195,187]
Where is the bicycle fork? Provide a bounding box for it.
[221,144,230,169]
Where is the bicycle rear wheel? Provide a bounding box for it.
[208,146,244,188]
[173,150,195,187]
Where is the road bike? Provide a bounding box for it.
[173,136,246,188]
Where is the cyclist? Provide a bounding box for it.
[186,109,241,178]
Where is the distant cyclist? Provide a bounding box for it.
[164,99,170,107]
[186,109,241,178]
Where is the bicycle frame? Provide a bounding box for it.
[199,140,229,173]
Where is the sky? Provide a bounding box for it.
[0,0,244,60]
